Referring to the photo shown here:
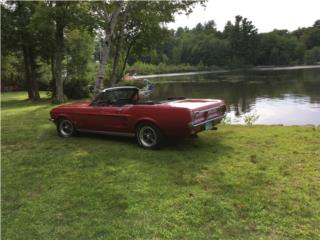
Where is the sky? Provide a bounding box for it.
[167,0,320,33]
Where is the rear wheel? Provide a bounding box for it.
[57,118,75,137]
[136,122,163,149]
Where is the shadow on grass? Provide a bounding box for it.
[1,98,52,110]
[74,130,233,155]
[68,129,235,189]
[75,131,136,144]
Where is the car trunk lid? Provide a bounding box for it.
[165,99,226,125]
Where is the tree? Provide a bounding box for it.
[64,29,96,99]
[124,15,318,68]
[204,20,217,33]
[1,53,24,91]
[257,31,304,65]
[304,28,320,49]
[223,15,259,66]
[51,1,92,103]
[92,0,206,94]
[92,1,124,96]
[304,46,320,64]
[313,19,320,28]
[31,1,92,103]
[1,1,40,100]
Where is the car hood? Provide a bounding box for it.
[53,102,90,110]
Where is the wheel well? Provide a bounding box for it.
[56,116,75,127]
[135,120,155,130]
[56,116,66,122]
[56,116,68,124]
[135,120,165,136]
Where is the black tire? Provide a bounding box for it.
[136,122,164,149]
[57,118,76,138]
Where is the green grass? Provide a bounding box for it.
[2,92,320,240]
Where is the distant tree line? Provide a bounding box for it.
[132,17,320,68]
[1,0,319,102]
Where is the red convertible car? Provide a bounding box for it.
[50,86,226,149]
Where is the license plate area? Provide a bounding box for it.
[204,121,213,130]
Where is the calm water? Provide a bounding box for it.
[149,67,320,125]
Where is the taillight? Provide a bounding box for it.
[191,111,199,122]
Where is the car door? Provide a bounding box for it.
[76,90,134,133]
[98,104,133,133]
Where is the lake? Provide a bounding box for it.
[147,67,320,125]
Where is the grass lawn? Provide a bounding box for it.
[1,92,320,240]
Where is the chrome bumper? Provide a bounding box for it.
[189,114,226,128]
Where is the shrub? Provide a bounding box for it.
[304,47,320,64]
[244,112,260,125]
[64,79,89,99]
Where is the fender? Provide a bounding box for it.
[133,117,162,131]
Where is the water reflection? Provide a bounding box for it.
[150,68,320,125]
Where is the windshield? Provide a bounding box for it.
[92,89,138,106]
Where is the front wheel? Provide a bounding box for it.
[57,118,75,137]
[136,122,163,149]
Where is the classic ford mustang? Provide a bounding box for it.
[50,86,226,149]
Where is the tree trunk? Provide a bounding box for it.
[110,11,128,86]
[109,33,123,86]
[22,45,34,100]
[18,2,40,101]
[119,40,134,83]
[29,47,40,101]
[53,21,65,103]
[18,2,33,100]
[50,53,56,97]
[93,3,123,97]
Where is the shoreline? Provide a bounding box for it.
[135,64,320,79]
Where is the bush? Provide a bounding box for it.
[244,112,260,125]
[64,79,89,99]
[304,47,320,64]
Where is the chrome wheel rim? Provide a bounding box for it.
[139,126,157,147]
[59,119,73,137]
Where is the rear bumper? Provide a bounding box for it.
[188,114,225,133]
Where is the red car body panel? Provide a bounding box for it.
[50,98,226,138]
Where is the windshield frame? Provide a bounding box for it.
[91,88,139,107]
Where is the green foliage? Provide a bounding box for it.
[243,112,260,126]
[142,23,230,67]
[223,16,259,66]
[221,116,232,125]
[304,46,320,64]
[1,53,24,89]
[2,92,320,239]
[64,29,96,99]
[133,18,320,68]
[257,31,305,65]
[304,27,320,49]
[37,60,51,86]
